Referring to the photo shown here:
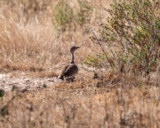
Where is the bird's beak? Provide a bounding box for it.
[76,47,80,50]
[73,47,80,53]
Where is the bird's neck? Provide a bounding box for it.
[71,52,74,63]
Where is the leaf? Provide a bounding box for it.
[0,89,5,98]
[0,106,9,117]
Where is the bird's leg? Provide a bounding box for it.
[72,76,75,79]
[70,76,75,82]
[64,76,67,82]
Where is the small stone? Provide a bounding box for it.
[43,83,47,88]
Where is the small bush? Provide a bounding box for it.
[52,0,73,32]
[0,89,5,98]
[85,0,160,75]
[76,0,93,26]
[105,0,160,74]
[52,0,93,34]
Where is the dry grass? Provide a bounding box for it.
[0,0,160,128]
[1,72,160,128]
[0,0,109,72]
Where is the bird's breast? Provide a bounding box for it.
[64,63,78,77]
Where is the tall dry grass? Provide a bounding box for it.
[0,0,107,73]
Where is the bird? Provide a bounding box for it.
[58,46,80,81]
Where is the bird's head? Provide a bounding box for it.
[70,46,80,53]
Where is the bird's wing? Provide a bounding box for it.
[58,64,70,79]
[64,63,78,77]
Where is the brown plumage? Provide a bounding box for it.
[58,63,78,80]
[58,46,80,80]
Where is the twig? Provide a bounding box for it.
[89,28,114,69]
[99,27,116,59]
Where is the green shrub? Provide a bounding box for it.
[85,0,160,75]
[52,0,73,32]
[83,53,115,70]
[77,0,93,26]
[52,0,93,33]
[0,89,5,98]
[83,54,106,69]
